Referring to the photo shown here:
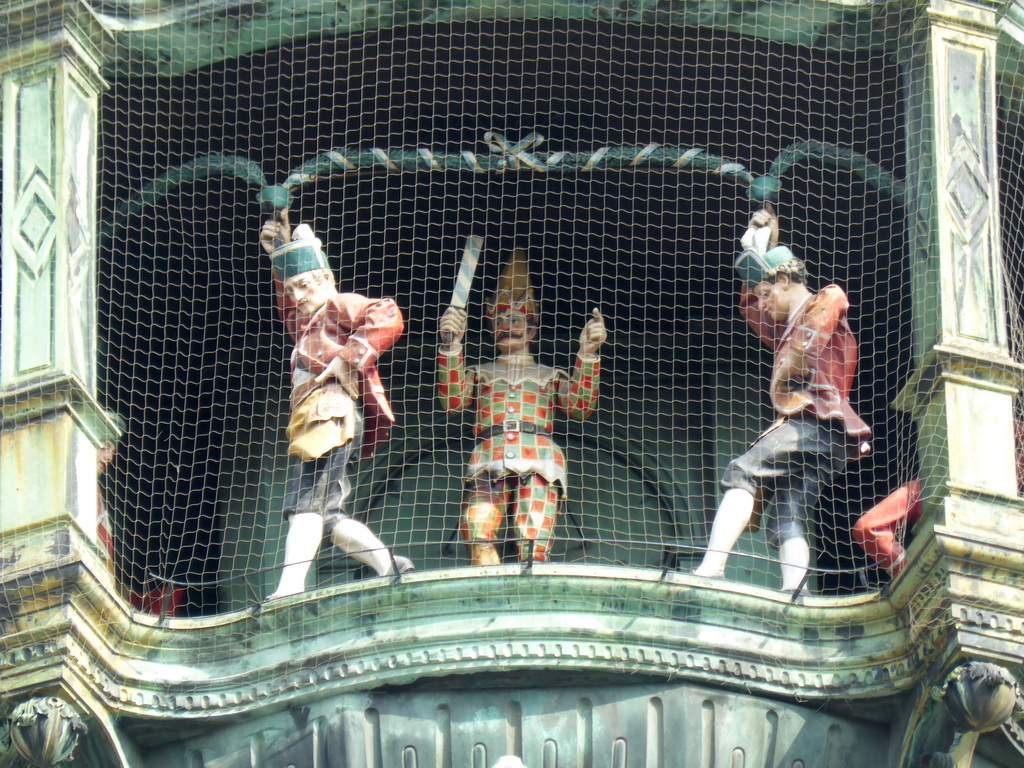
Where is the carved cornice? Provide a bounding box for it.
[1000,0,1024,58]
[3,522,1022,725]
[0,547,924,721]
[925,1,1002,36]
[889,521,1024,663]
[86,0,888,78]
[0,0,111,86]
[893,344,1023,415]
[0,373,121,448]
[58,630,923,720]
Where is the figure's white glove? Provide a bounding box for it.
[578,308,607,357]
[315,356,360,399]
[740,209,775,257]
[439,306,468,348]
[292,223,316,240]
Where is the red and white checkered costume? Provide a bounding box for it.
[438,349,600,561]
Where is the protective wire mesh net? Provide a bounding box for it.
[88,17,979,621]
[1001,78,1024,525]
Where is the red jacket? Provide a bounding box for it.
[277,284,404,457]
[739,284,871,440]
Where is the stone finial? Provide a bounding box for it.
[7,696,87,767]
[935,661,1020,733]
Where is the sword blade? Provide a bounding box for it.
[449,235,482,309]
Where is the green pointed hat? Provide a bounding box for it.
[735,245,797,288]
[270,227,329,280]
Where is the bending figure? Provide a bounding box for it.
[692,210,872,594]
[260,212,412,600]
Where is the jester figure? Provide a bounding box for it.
[438,249,606,565]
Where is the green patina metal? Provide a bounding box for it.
[92,0,888,78]
[4,0,1024,765]
[0,509,1019,762]
[103,136,905,242]
[103,154,267,239]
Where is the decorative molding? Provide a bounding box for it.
[2,558,930,721]
[59,631,927,720]
[0,372,118,447]
[0,0,111,85]
[2,20,106,389]
[87,0,888,78]
[892,346,1023,415]
[893,523,1024,650]
[7,695,87,767]
[940,39,1006,347]
[1,527,1021,739]
[3,68,58,379]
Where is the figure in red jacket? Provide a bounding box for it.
[693,210,872,594]
[260,213,413,600]
[853,422,1023,576]
[851,480,921,576]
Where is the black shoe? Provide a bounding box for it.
[390,555,415,576]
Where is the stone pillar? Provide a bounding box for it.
[0,8,144,766]
[897,0,1023,541]
[0,0,116,548]
[894,5,1024,763]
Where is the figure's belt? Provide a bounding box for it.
[479,421,551,440]
[292,377,354,410]
[292,379,317,409]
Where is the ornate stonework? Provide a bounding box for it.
[7,696,87,767]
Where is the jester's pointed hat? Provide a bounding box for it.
[486,248,538,320]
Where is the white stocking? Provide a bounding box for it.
[693,488,755,578]
[778,536,810,592]
[330,518,392,576]
[268,512,325,599]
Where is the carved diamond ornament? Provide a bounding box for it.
[12,171,58,278]
[19,195,55,251]
[946,154,987,235]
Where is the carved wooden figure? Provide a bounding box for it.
[259,212,412,599]
[693,210,871,594]
[438,248,606,565]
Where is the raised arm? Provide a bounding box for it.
[437,306,473,412]
[260,210,302,333]
[735,210,787,349]
[560,308,605,420]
